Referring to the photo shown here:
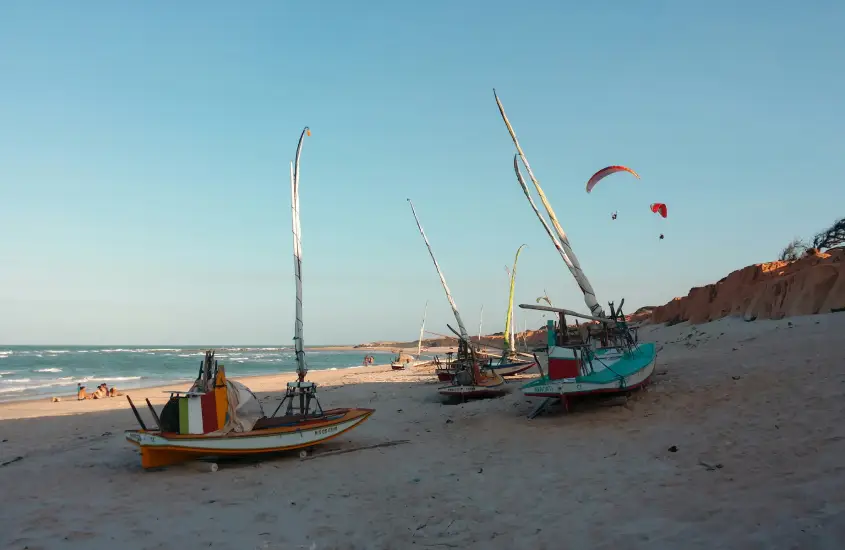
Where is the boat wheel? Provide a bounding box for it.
[299,448,309,459]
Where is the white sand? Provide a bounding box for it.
[2,314,845,549]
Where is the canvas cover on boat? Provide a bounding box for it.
[211,380,265,434]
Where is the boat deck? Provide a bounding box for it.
[581,342,655,383]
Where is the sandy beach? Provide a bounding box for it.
[2,314,844,549]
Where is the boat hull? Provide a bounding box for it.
[392,360,430,371]
[125,407,374,469]
[438,369,508,399]
[492,360,536,377]
[438,383,508,398]
[522,343,656,399]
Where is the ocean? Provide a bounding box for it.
[0,346,394,403]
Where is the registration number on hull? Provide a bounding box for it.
[314,425,339,436]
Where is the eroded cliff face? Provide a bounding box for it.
[650,247,845,325]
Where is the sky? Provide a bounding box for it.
[1,1,843,345]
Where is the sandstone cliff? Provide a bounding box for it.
[649,247,845,325]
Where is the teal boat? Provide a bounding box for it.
[520,317,656,406]
[493,89,657,416]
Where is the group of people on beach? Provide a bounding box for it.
[77,383,122,400]
[361,355,375,366]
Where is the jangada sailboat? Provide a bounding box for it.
[493,90,657,416]
[490,244,537,377]
[124,128,374,468]
[391,301,429,370]
[407,199,507,399]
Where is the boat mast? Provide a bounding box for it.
[504,244,526,354]
[291,127,310,382]
[478,305,484,344]
[417,301,428,358]
[407,199,471,342]
[493,90,605,318]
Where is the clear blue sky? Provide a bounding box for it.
[1,1,843,345]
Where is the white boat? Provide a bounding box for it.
[391,301,429,370]
[490,359,536,377]
[407,199,507,399]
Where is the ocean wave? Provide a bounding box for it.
[98,376,143,382]
[0,379,86,394]
[45,350,70,354]
[34,368,62,373]
[3,378,31,383]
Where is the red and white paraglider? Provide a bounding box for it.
[650,203,668,240]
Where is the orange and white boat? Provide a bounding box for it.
[125,408,372,466]
[125,127,375,468]
[125,358,373,468]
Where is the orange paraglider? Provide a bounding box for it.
[585,165,640,193]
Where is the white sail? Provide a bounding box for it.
[407,199,471,342]
[417,301,428,358]
[291,127,310,381]
[478,305,483,343]
[493,90,604,318]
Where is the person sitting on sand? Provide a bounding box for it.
[90,384,109,399]
[109,386,122,397]
[77,384,87,401]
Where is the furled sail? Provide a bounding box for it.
[407,199,471,342]
[290,127,310,381]
[504,244,526,353]
[418,301,428,358]
[493,90,605,318]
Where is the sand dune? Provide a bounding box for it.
[2,314,845,549]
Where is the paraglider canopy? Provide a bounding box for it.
[650,203,668,218]
[586,165,640,193]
